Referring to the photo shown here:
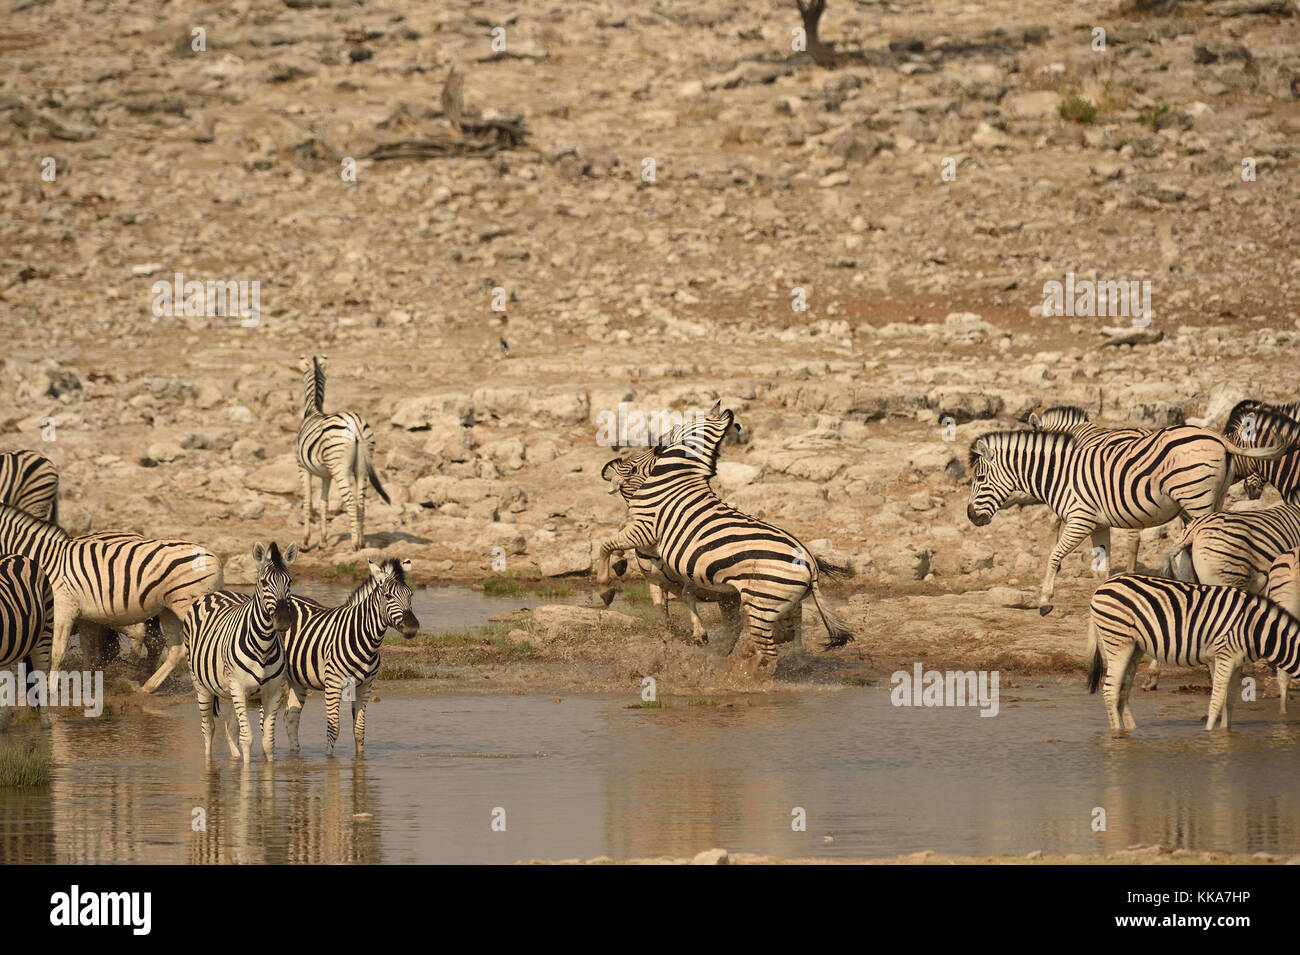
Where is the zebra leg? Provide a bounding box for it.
[261,679,284,763]
[1278,668,1290,716]
[351,466,366,551]
[220,702,240,758]
[29,640,51,729]
[0,664,14,732]
[352,677,374,755]
[197,688,216,760]
[1224,659,1244,731]
[49,599,76,673]
[679,586,709,646]
[300,469,314,549]
[1039,519,1095,616]
[1123,530,1141,574]
[140,613,186,694]
[324,677,343,757]
[285,684,306,753]
[738,595,780,667]
[229,688,254,764]
[319,474,333,550]
[1100,643,1135,731]
[1117,649,1142,730]
[1089,527,1113,578]
[596,526,652,606]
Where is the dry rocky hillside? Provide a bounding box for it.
[1,0,1297,684]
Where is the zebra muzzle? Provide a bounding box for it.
[967,505,991,527]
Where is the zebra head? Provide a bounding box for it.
[368,557,419,638]
[661,401,745,476]
[1225,401,1300,498]
[299,354,328,416]
[601,448,658,500]
[1028,406,1090,434]
[967,434,1020,527]
[251,541,297,632]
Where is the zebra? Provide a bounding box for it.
[0,555,53,731]
[601,447,746,650]
[0,503,222,692]
[1264,547,1300,713]
[0,450,58,524]
[183,542,297,762]
[1168,503,1300,590]
[296,355,390,551]
[1086,573,1300,731]
[1027,406,1156,575]
[282,558,419,756]
[595,403,853,665]
[1224,402,1300,504]
[967,426,1287,616]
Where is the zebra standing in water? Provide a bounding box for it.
[0,504,222,692]
[184,542,296,763]
[595,403,853,666]
[601,446,746,649]
[1265,546,1300,713]
[297,356,390,551]
[0,450,58,524]
[283,558,419,756]
[1224,402,1300,503]
[1086,573,1300,731]
[0,555,53,731]
[967,426,1286,615]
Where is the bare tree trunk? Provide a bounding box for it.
[796,0,836,68]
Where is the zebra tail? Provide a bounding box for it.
[367,460,391,504]
[356,435,391,504]
[810,579,854,649]
[1225,439,1288,460]
[1086,617,1102,694]
[48,494,59,529]
[814,554,852,581]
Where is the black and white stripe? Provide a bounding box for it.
[183,542,296,762]
[0,450,58,524]
[602,446,746,648]
[595,403,853,664]
[0,503,222,692]
[1169,503,1300,590]
[283,558,419,756]
[1086,573,1300,731]
[296,355,390,551]
[1265,546,1300,713]
[0,554,53,730]
[1224,401,1300,503]
[967,426,1286,615]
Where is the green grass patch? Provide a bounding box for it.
[483,574,577,599]
[640,699,669,709]
[1059,88,1099,124]
[377,662,421,680]
[319,562,367,582]
[688,697,720,707]
[0,740,51,788]
[1138,104,1172,132]
[841,675,870,687]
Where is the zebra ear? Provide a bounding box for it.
[400,559,412,575]
[1027,413,1042,430]
[318,355,329,371]
[252,541,267,564]
[709,399,723,416]
[283,543,299,566]
[600,458,623,482]
[367,559,383,580]
[972,437,991,460]
[298,356,311,372]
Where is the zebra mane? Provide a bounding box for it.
[304,356,326,414]
[654,408,735,480]
[345,558,408,606]
[267,541,286,571]
[0,502,69,541]
[968,429,1072,467]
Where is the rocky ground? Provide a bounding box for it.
[2,0,1298,693]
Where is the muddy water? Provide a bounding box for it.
[290,582,540,634]
[2,681,1299,863]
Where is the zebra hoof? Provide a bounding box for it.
[1038,605,1053,617]
[598,588,616,607]
[612,558,628,578]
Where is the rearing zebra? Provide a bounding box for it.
[0,503,222,692]
[595,403,853,665]
[283,558,419,756]
[297,356,390,551]
[0,450,59,524]
[967,426,1286,615]
[183,541,297,763]
[1086,573,1300,731]
[0,554,53,731]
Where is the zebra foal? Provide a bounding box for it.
[1086,574,1300,731]
[183,542,296,762]
[0,555,53,730]
[296,356,389,551]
